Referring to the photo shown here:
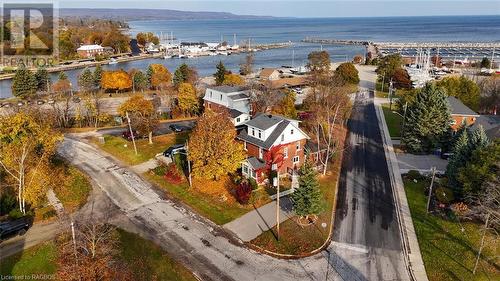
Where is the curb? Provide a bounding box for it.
[375,101,429,281]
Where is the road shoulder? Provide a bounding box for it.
[374,98,429,281]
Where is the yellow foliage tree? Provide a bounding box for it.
[177,82,199,116]
[101,70,132,92]
[0,112,63,214]
[223,73,244,86]
[188,109,245,181]
[148,64,172,89]
[118,95,158,144]
[272,90,297,118]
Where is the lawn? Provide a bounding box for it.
[404,177,500,281]
[95,133,188,165]
[375,91,389,98]
[53,166,92,213]
[146,172,270,225]
[250,126,346,255]
[381,103,403,138]
[0,229,196,281]
[0,241,57,280]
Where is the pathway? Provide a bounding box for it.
[224,197,294,242]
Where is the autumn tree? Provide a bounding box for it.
[188,109,246,181]
[335,62,360,85]
[392,68,411,89]
[480,57,491,69]
[478,75,499,114]
[136,32,159,46]
[78,68,95,93]
[0,112,63,214]
[52,71,72,95]
[272,90,297,118]
[118,95,158,144]
[239,52,254,75]
[130,69,148,92]
[214,61,227,86]
[307,51,331,86]
[12,67,36,98]
[173,64,198,87]
[56,219,131,281]
[101,70,132,93]
[223,73,244,86]
[177,83,199,116]
[376,53,403,79]
[147,64,172,90]
[437,76,481,111]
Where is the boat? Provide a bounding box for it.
[163,54,174,59]
[108,58,118,65]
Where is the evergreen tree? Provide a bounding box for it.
[146,65,153,88]
[214,61,226,86]
[291,159,323,218]
[93,65,103,90]
[173,63,189,87]
[132,70,148,92]
[12,68,37,98]
[446,129,470,196]
[402,83,451,153]
[468,125,489,152]
[34,68,50,92]
[78,68,95,93]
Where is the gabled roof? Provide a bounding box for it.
[77,44,103,51]
[210,85,243,93]
[228,93,250,101]
[244,114,283,130]
[238,119,290,150]
[229,109,246,118]
[447,97,479,116]
[267,76,309,89]
[260,68,279,79]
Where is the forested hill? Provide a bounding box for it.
[60,8,275,21]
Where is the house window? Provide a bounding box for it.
[242,164,249,175]
[259,148,263,159]
[293,156,299,163]
[210,91,212,98]
[220,94,223,101]
[284,147,288,158]
[251,128,255,136]
[258,130,262,139]
[250,169,256,179]
[281,134,284,142]
[291,129,294,135]
[236,117,241,123]
[296,141,300,151]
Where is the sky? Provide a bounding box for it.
[58,0,500,18]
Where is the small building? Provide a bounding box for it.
[77,44,105,58]
[237,114,309,184]
[203,86,252,126]
[259,68,281,81]
[267,76,309,90]
[471,115,500,140]
[447,96,480,130]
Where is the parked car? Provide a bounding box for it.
[163,144,186,158]
[169,124,190,132]
[0,216,33,243]
[441,152,453,160]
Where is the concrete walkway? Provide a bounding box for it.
[224,197,294,242]
[396,153,448,174]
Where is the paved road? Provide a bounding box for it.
[331,90,409,280]
[97,119,196,136]
[58,137,360,281]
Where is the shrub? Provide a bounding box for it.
[236,180,252,204]
[42,208,57,220]
[406,170,422,181]
[164,163,184,184]
[152,165,167,176]
[248,178,258,190]
[8,208,24,219]
[0,194,17,216]
[435,187,454,204]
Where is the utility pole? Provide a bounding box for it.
[71,221,78,267]
[389,79,394,110]
[126,111,138,155]
[185,141,192,188]
[401,101,408,142]
[381,72,385,92]
[426,167,436,213]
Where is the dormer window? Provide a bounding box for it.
[210,91,212,98]
[281,134,284,142]
[220,94,222,101]
[251,128,255,136]
[258,130,262,139]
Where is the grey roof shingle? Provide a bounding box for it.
[447,97,479,116]
[244,114,284,130]
[247,157,266,170]
[238,119,290,150]
[210,85,242,93]
[229,109,244,118]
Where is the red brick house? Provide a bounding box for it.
[447,97,479,131]
[236,114,309,184]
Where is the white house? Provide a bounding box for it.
[203,86,252,126]
[77,44,105,58]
